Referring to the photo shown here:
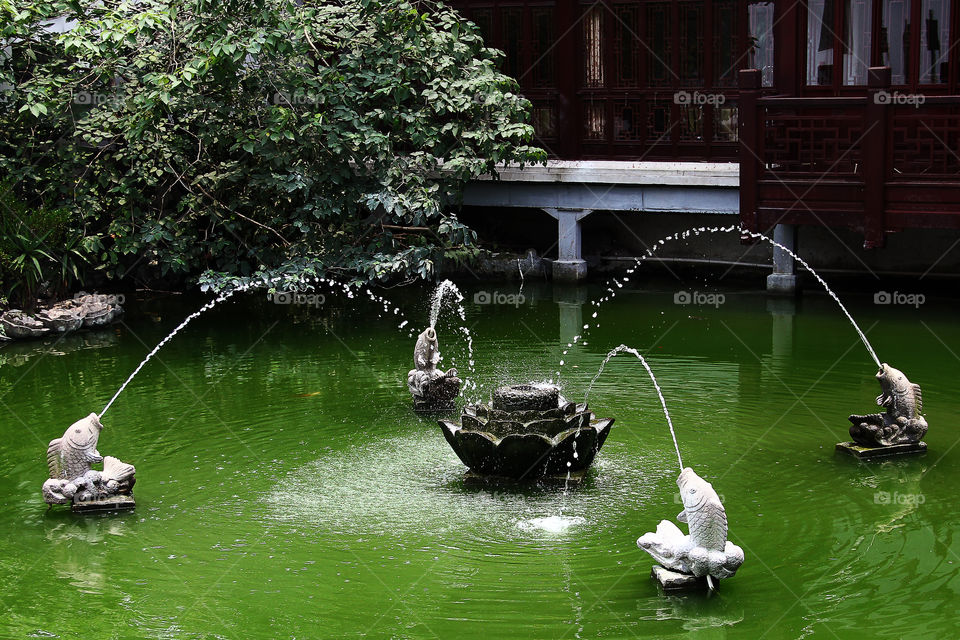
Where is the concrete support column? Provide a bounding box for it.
[543,208,593,282]
[766,223,797,294]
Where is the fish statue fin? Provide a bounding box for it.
[102,456,135,484]
[46,438,63,479]
[913,385,923,413]
[676,510,688,523]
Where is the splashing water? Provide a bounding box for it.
[99,274,414,419]
[586,345,684,472]
[517,257,525,297]
[517,515,585,533]
[429,280,460,329]
[561,225,881,370]
[426,280,477,396]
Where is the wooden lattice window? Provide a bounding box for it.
[679,1,705,85]
[530,8,555,88]
[533,103,559,139]
[714,0,740,87]
[501,8,522,79]
[584,101,607,139]
[614,5,642,88]
[583,5,604,87]
[646,3,673,87]
[647,101,672,140]
[614,101,644,140]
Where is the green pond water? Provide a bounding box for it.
[1,277,958,639]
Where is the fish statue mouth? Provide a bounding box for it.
[438,383,614,480]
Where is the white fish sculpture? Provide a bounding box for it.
[407,327,461,411]
[637,468,744,588]
[849,363,927,446]
[42,413,136,506]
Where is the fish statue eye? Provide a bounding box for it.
[689,488,696,494]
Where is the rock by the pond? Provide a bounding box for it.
[37,307,84,333]
[0,293,122,340]
[0,310,47,339]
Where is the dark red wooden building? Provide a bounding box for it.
[450,0,960,251]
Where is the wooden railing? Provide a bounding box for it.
[738,68,960,248]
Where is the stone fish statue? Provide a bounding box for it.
[848,363,927,447]
[42,413,136,508]
[638,468,744,589]
[407,327,461,411]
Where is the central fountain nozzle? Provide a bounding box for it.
[439,382,614,481]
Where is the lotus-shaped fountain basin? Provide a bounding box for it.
[439,384,614,480]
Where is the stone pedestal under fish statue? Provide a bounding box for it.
[407,327,462,412]
[638,468,744,591]
[838,364,928,459]
[42,414,136,512]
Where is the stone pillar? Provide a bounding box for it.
[766,223,797,294]
[543,208,593,282]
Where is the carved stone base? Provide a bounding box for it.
[835,441,927,459]
[413,399,456,413]
[650,565,708,591]
[463,468,588,485]
[71,494,136,513]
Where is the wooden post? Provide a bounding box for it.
[555,0,579,159]
[738,69,762,237]
[863,66,891,249]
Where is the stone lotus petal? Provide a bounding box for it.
[439,384,615,480]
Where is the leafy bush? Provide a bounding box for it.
[1,0,544,289]
[0,181,91,309]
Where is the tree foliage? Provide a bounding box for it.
[0,0,544,292]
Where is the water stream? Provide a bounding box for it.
[427,279,477,394]
[560,225,882,376]
[100,274,412,418]
[586,345,684,471]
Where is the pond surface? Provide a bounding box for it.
[1,277,958,639]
